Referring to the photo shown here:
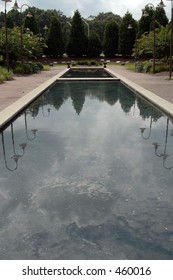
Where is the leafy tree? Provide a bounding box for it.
[155,6,168,27]
[103,20,119,57]
[45,16,64,57]
[135,25,170,61]
[88,19,105,45]
[6,9,20,27]
[119,11,136,56]
[156,25,170,60]
[24,12,38,35]
[87,12,122,44]
[0,27,45,66]
[23,7,68,35]
[138,6,154,37]
[138,5,168,38]
[87,31,102,57]
[66,10,88,56]
[0,12,4,28]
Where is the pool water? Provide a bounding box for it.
[60,68,114,78]
[0,81,173,260]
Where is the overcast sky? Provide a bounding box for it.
[0,0,171,20]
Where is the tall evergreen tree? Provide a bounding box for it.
[24,12,38,35]
[46,16,64,57]
[7,9,20,27]
[88,12,122,43]
[138,5,168,38]
[103,20,119,57]
[87,31,102,57]
[155,6,168,27]
[118,12,136,56]
[66,10,88,56]
[138,6,153,37]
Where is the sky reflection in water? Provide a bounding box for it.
[0,81,173,260]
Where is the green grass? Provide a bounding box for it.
[43,64,52,71]
[124,63,136,71]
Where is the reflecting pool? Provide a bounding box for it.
[0,81,173,260]
[60,68,114,78]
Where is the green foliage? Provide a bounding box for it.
[0,5,170,66]
[118,11,137,55]
[154,62,169,73]
[13,62,43,74]
[138,5,168,38]
[46,16,64,57]
[0,27,46,67]
[103,20,119,57]
[138,6,154,37]
[13,64,23,74]
[7,9,21,27]
[155,7,168,27]
[88,12,122,43]
[22,7,68,37]
[87,31,102,57]
[155,25,170,60]
[36,62,44,70]
[134,25,170,61]
[135,60,169,73]
[0,67,13,83]
[24,12,39,35]
[71,60,102,66]
[66,10,88,56]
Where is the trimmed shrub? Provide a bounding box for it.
[36,62,44,70]
[13,64,23,74]
[0,67,13,83]
[155,64,169,73]
[71,60,102,66]
[13,62,43,75]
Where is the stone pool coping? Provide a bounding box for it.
[106,68,173,119]
[0,68,67,129]
[1,66,173,129]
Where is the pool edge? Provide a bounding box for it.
[107,68,173,119]
[0,68,68,130]
[1,67,173,129]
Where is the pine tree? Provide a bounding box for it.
[155,7,168,27]
[24,13,38,35]
[103,20,119,57]
[87,31,102,57]
[66,10,88,56]
[138,5,168,38]
[46,16,64,57]
[118,12,136,56]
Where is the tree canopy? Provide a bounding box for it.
[118,11,137,56]
[66,10,88,56]
[0,4,171,63]
[46,16,64,57]
[103,20,119,57]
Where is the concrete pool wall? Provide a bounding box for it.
[106,68,173,119]
[1,66,173,130]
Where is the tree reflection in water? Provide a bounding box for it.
[0,80,173,259]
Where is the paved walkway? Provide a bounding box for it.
[0,64,173,112]
[0,66,66,111]
[109,65,173,104]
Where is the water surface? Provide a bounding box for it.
[0,81,173,259]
